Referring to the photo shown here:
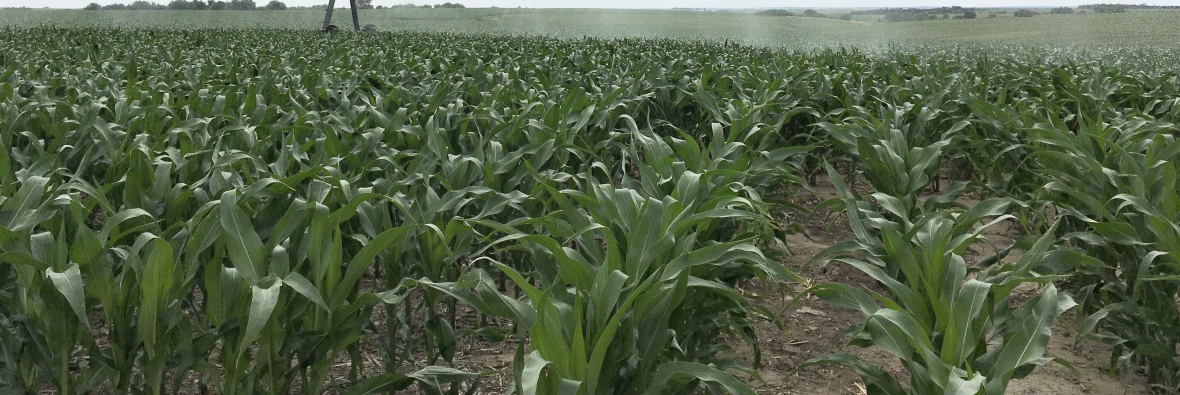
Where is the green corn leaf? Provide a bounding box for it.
[590,269,629,334]
[333,280,418,319]
[139,237,174,359]
[61,180,114,214]
[495,262,545,303]
[530,294,576,379]
[219,191,265,285]
[585,274,657,395]
[1,251,49,271]
[0,175,50,232]
[864,309,933,361]
[97,208,154,243]
[834,258,928,324]
[329,224,439,308]
[942,279,991,367]
[69,226,103,267]
[1090,222,1148,246]
[1075,302,1134,347]
[282,272,327,311]
[239,276,281,356]
[307,203,338,286]
[806,282,882,317]
[987,285,1063,385]
[944,371,985,395]
[520,350,555,395]
[419,268,537,328]
[45,263,89,330]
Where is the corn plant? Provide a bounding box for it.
[795,165,1074,395]
[4,22,1180,395]
[1030,114,1180,391]
[423,177,793,394]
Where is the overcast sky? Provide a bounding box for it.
[6,0,1180,10]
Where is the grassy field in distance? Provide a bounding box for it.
[2,8,1180,48]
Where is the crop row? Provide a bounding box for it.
[0,27,1178,394]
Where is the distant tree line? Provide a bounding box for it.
[755,9,854,21]
[84,0,290,10]
[755,9,793,17]
[80,0,467,10]
[1049,7,1076,14]
[280,0,371,10]
[1082,4,1128,13]
[1081,3,1180,12]
[757,7,984,22]
[845,6,977,22]
[848,6,968,16]
[386,2,466,7]
[85,1,166,10]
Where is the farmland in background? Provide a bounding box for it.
[0,7,1178,395]
[1,8,1180,48]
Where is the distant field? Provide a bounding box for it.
[2,8,1180,48]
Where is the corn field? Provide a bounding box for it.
[0,26,1178,394]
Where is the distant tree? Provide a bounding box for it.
[849,6,971,18]
[128,1,165,9]
[803,9,819,17]
[102,3,126,9]
[229,0,255,9]
[755,9,792,17]
[1088,4,1127,13]
[435,2,464,7]
[885,11,938,22]
[1013,9,1037,17]
[209,0,228,9]
[839,13,852,21]
[265,0,285,9]
[356,0,373,9]
[169,0,208,9]
[1084,3,1180,9]
[1049,7,1075,14]
[963,9,976,18]
[84,2,101,9]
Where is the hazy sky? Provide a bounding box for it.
[6,0,1180,10]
